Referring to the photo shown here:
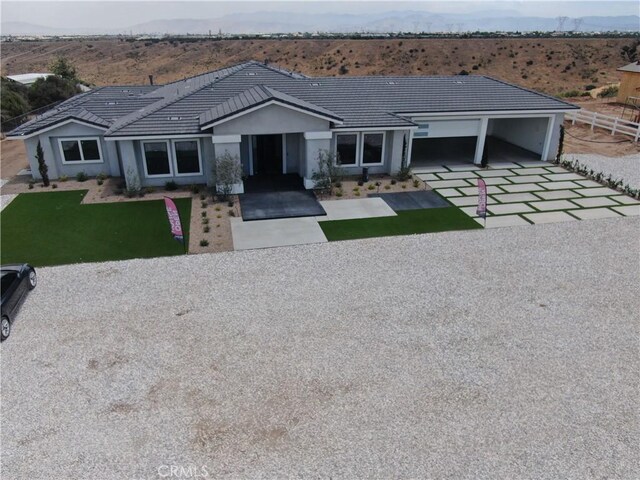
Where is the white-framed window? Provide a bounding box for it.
[335,133,359,166]
[142,139,203,178]
[361,132,385,166]
[142,141,173,177]
[58,137,103,164]
[334,131,386,167]
[171,139,202,176]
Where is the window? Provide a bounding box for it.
[336,134,358,166]
[361,133,385,165]
[143,142,172,177]
[1,272,17,296]
[59,138,103,164]
[173,140,201,175]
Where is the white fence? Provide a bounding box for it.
[566,109,640,142]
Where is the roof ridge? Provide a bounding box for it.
[106,63,256,135]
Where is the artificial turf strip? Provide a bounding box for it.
[319,207,482,241]
[0,190,191,267]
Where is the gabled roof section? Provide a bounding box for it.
[199,84,343,128]
[618,61,640,73]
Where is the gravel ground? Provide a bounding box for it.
[565,153,640,190]
[1,218,639,479]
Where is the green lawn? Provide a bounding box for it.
[319,207,482,241]
[0,191,191,267]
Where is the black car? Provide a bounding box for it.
[1,264,37,342]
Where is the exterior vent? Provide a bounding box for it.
[105,101,118,105]
[310,82,321,86]
[168,116,182,121]
[246,72,257,76]
[386,81,398,85]
[454,81,465,84]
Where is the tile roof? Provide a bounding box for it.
[8,60,577,138]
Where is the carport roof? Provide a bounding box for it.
[8,60,578,138]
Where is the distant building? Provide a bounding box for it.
[617,61,640,104]
[6,73,53,86]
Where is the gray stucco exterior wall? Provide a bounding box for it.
[213,104,330,136]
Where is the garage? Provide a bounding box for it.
[409,115,554,168]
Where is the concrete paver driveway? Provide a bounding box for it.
[1,218,639,479]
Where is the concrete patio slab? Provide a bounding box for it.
[425,179,472,189]
[569,208,622,220]
[523,211,578,224]
[231,217,327,250]
[449,196,480,206]
[575,180,603,188]
[317,198,396,222]
[612,205,640,216]
[487,161,521,169]
[369,191,450,211]
[542,173,585,181]
[411,166,449,174]
[571,197,620,208]
[529,200,577,211]
[458,185,504,195]
[479,177,512,186]
[493,192,539,203]
[501,183,546,193]
[434,188,462,197]
[506,175,548,184]
[540,181,581,190]
[476,169,513,177]
[473,214,530,228]
[488,203,535,215]
[458,206,491,217]
[534,189,581,200]
[516,161,552,167]
[546,166,569,173]
[512,167,549,175]
[610,195,640,205]
[446,164,481,171]
[416,173,440,181]
[576,187,621,197]
[436,171,478,180]
[0,194,17,212]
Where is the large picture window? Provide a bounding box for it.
[143,142,172,177]
[173,140,201,175]
[336,134,358,166]
[59,138,103,164]
[361,133,385,165]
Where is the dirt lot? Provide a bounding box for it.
[1,37,634,95]
[0,140,29,179]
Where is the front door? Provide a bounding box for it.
[254,134,283,176]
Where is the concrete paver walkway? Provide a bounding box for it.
[230,217,327,250]
[317,198,396,221]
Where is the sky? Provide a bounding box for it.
[2,1,638,29]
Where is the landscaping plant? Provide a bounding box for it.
[214,152,243,201]
[311,150,343,195]
[35,141,50,187]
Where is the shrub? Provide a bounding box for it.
[334,181,342,188]
[353,187,360,192]
[335,190,343,197]
[165,181,178,191]
[227,200,234,207]
[35,141,50,187]
[390,179,397,185]
[201,201,207,208]
[354,191,361,196]
[367,183,375,190]
[311,150,343,194]
[560,90,581,98]
[28,183,34,190]
[189,184,200,194]
[402,184,407,189]
[200,211,207,218]
[199,193,207,201]
[598,85,619,98]
[228,209,236,217]
[413,179,420,188]
[97,178,104,186]
[199,240,209,247]
[96,172,107,181]
[214,152,243,200]
[214,206,221,211]
[384,185,391,190]
[144,186,156,194]
[585,84,597,91]
[75,171,88,182]
[396,165,412,181]
[59,175,68,182]
[51,183,58,189]
[202,218,209,225]
[357,180,364,187]
[203,226,211,233]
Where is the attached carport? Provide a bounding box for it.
[408,113,560,167]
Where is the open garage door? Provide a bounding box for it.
[485,117,549,163]
[410,119,481,167]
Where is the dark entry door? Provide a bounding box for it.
[255,134,283,175]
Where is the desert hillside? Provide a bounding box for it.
[1,37,634,95]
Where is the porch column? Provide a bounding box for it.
[474,117,489,165]
[117,140,141,190]
[303,131,332,189]
[211,134,244,194]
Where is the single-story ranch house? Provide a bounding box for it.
[8,61,577,192]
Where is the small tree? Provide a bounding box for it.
[214,152,243,200]
[36,141,50,186]
[311,149,343,195]
[49,56,77,81]
[555,124,565,164]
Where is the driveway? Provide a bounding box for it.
[1,218,639,479]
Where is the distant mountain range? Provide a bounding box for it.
[2,11,639,36]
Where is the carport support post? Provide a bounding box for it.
[474,117,489,165]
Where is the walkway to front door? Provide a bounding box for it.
[239,190,326,221]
